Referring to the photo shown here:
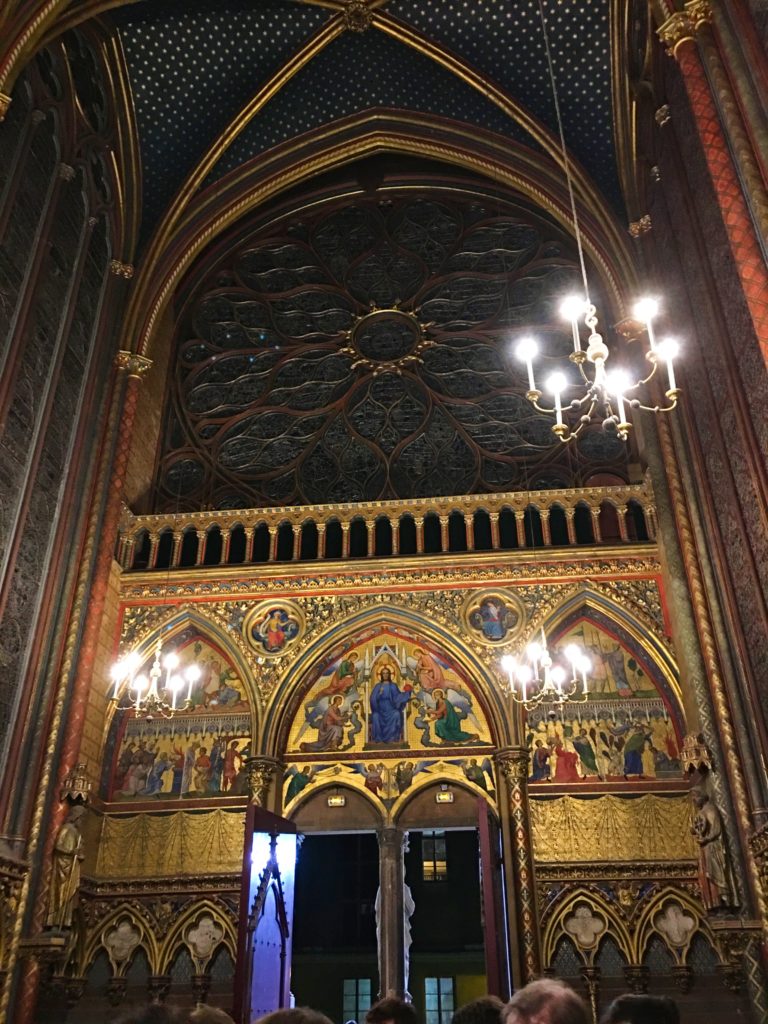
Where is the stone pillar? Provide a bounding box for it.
[496,747,540,982]
[464,513,475,551]
[414,516,424,554]
[268,525,278,561]
[220,527,232,565]
[539,509,551,546]
[195,528,206,565]
[564,508,577,545]
[391,520,400,556]
[147,532,160,569]
[657,8,768,368]
[367,519,375,557]
[439,515,449,552]
[377,827,407,999]
[341,522,350,558]
[245,527,256,563]
[292,525,301,560]
[617,505,629,543]
[245,757,284,811]
[317,523,327,559]
[489,512,500,550]
[171,530,183,567]
[590,507,602,544]
[515,511,526,548]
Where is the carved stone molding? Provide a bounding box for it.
[109,260,135,279]
[245,757,282,807]
[495,747,530,784]
[628,215,652,237]
[115,351,152,378]
[684,0,713,29]
[657,12,695,55]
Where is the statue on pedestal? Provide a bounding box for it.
[691,789,737,911]
[45,805,86,931]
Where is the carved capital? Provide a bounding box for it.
[147,975,171,1002]
[671,965,693,993]
[0,93,11,121]
[623,965,649,994]
[628,215,652,238]
[60,762,92,804]
[378,826,406,854]
[685,0,713,29]
[496,747,530,784]
[245,756,282,806]
[109,259,135,279]
[657,12,695,56]
[115,351,152,378]
[191,973,211,1004]
[106,976,127,1006]
[710,918,761,993]
[343,0,372,32]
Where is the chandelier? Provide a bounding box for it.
[500,629,590,710]
[518,1,680,444]
[109,636,201,718]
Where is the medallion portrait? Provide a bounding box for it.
[463,590,524,645]
[244,600,303,656]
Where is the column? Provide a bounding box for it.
[244,526,256,563]
[590,508,602,544]
[489,512,500,550]
[564,508,577,545]
[317,523,327,559]
[377,827,407,999]
[514,511,526,548]
[464,513,475,551]
[392,519,400,556]
[147,533,160,569]
[220,527,232,565]
[120,535,135,570]
[292,525,301,560]
[171,530,183,568]
[414,516,424,554]
[617,506,630,543]
[539,509,551,546]
[268,525,278,561]
[439,515,449,552]
[496,747,540,983]
[657,8,768,367]
[341,522,350,558]
[195,529,207,565]
[367,519,375,558]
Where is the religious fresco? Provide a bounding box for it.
[102,631,252,802]
[463,589,524,646]
[526,620,682,785]
[283,756,496,813]
[285,628,493,756]
[244,600,303,656]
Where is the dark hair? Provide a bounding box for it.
[115,1007,184,1024]
[255,1010,334,1024]
[504,979,589,1024]
[600,995,680,1024]
[452,995,504,1024]
[366,998,419,1024]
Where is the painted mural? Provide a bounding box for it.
[463,590,524,646]
[103,631,252,802]
[526,620,682,785]
[244,600,303,656]
[283,756,496,813]
[286,628,493,755]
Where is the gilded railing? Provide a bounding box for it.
[117,476,656,571]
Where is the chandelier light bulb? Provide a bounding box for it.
[163,652,180,670]
[517,664,533,684]
[526,641,543,663]
[185,665,201,682]
[501,654,516,675]
[560,295,585,321]
[133,674,148,693]
[633,297,659,323]
[550,665,567,689]
[547,372,567,395]
[656,336,679,361]
[516,336,539,393]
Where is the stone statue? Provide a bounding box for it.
[45,805,86,930]
[691,789,737,910]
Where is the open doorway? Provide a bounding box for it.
[292,832,379,1022]
[405,828,486,1023]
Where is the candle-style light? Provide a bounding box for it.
[500,629,591,710]
[515,0,681,445]
[109,635,200,719]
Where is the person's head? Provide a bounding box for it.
[380,668,392,681]
[116,1007,183,1024]
[332,695,343,706]
[366,997,419,1024]
[503,979,589,1024]
[433,689,444,700]
[255,1012,334,1024]
[599,995,679,1024]
[452,995,504,1024]
[190,1008,237,1024]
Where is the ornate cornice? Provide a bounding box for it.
[684,0,713,30]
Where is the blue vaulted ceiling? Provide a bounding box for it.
[112,0,623,246]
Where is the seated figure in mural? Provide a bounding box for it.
[427,689,477,744]
[370,667,413,744]
[314,651,360,700]
[301,695,349,752]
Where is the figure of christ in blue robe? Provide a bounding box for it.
[369,670,412,744]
